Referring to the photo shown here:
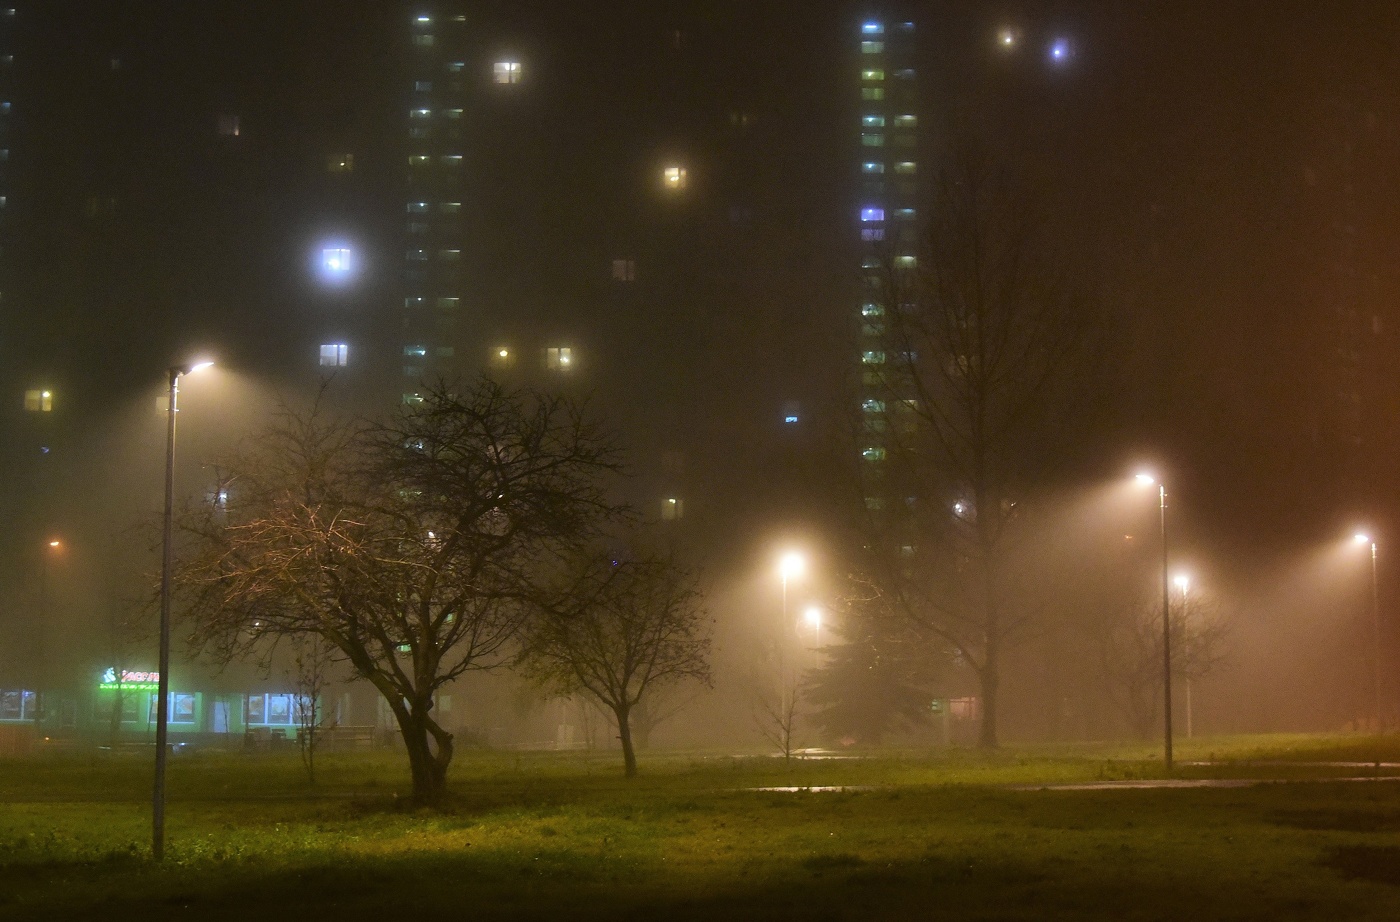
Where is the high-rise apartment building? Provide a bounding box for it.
[855,12,923,502]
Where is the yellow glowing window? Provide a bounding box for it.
[23,389,52,412]
[494,61,522,84]
[664,166,687,190]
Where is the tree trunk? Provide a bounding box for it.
[977,656,1000,749]
[614,704,637,778]
[392,702,453,804]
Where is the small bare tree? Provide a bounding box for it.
[521,553,711,777]
[289,635,336,784]
[753,676,804,762]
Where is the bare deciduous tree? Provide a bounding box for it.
[857,154,1099,748]
[521,553,711,777]
[178,380,622,803]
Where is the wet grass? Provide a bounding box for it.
[3,735,1400,919]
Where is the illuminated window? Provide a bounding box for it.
[23,389,52,412]
[861,133,884,147]
[403,392,425,405]
[862,115,885,128]
[664,166,687,190]
[436,297,459,309]
[327,153,354,173]
[217,113,240,137]
[438,248,461,261]
[612,259,636,281]
[439,202,462,213]
[414,80,432,92]
[895,161,916,174]
[862,229,885,241]
[409,155,430,167]
[494,61,522,84]
[783,401,801,424]
[403,345,427,358]
[894,68,915,80]
[407,248,427,261]
[492,347,514,368]
[861,207,885,222]
[863,400,886,413]
[545,347,573,371]
[662,497,684,521]
[447,62,465,72]
[440,154,463,167]
[444,108,463,119]
[862,447,887,462]
[150,694,196,724]
[862,88,884,100]
[862,351,886,365]
[407,202,429,213]
[410,108,431,119]
[322,248,351,273]
[895,255,917,269]
[862,22,883,34]
[861,69,884,82]
[319,344,348,367]
[862,162,884,174]
[894,208,917,220]
[405,296,425,308]
[862,303,884,317]
[895,114,918,128]
[861,41,884,54]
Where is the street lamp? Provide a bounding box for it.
[1354,533,1381,730]
[1136,472,1173,770]
[153,359,212,861]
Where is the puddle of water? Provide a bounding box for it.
[746,785,878,793]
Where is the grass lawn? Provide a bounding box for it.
[3,735,1400,920]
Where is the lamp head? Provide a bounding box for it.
[803,606,823,630]
[1134,473,1156,487]
[171,360,214,378]
[779,552,805,581]
[1355,533,1372,546]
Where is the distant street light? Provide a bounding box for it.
[1354,533,1381,730]
[153,359,212,862]
[1136,472,1174,770]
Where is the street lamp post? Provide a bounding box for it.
[153,360,211,862]
[777,552,805,706]
[1354,534,1381,730]
[1137,473,1173,771]
[1175,574,1192,739]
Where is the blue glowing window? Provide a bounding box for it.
[863,162,884,174]
[862,22,883,35]
[322,248,351,273]
[861,208,885,222]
